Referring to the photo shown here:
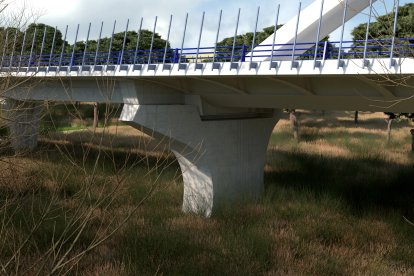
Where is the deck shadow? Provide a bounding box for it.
[265,148,414,218]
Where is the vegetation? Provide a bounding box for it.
[351,2,414,60]
[40,102,122,133]
[352,3,414,42]
[216,24,334,62]
[217,25,278,48]
[1,111,414,274]
[0,22,170,62]
[351,2,414,141]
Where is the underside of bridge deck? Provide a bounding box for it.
[2,63,414,216]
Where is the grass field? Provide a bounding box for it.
[1,111,414,275]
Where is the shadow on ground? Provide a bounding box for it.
[37,135,178,173]
[265,148,414,219]
[295,111,412,130]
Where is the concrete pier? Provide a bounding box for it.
[5,99,42,152]
[121,104,279,217]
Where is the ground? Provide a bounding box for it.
[1,111,414,275]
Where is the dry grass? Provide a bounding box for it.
[42,125,173,158]
[1,111,414,275]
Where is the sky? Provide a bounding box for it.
[4,0,412,48]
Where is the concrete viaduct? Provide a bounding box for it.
[1,0,413,216]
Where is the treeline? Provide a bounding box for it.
[351,3,414,56]
[216,24,333,61]
[0,23,170,56]
[352,3,414,41]
[352,3,414,122]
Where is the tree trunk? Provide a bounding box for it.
[411,129,414,152]
[289,109,299,141]
[93,102,99,131]
[386,118,393,143]
[354,111,359,125]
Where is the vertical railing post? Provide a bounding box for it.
[322,40,328,60]
[230,8,241,65]
[291,2,302,69]
[313,0,325,68]
[70,24,79,67]
[37,26,47,67]
[27,27,37,69]
[106,20,117,68]
[363,0,374,68]
[338,0,349,68]
[58,25,68,68]
[120,19,129,67]
[162,15,173,69]
[249,6,260,68]
[17,30,27,71]
[389,0,400,68]
[82,22,91,66]
[269,4,280,69]
[0,30,9,70]
[94,21,104,67]
[212,9,222,68]
[48,26,57,67]
[147,16,158,67]
[195,11,205,70]
[178,13,189,70]
[133,18,143,65]
[9,29,18,68]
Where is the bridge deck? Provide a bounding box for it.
[1,58,414,78]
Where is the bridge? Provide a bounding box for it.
[1,0,413,216]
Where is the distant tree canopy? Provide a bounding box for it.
[0,23,170,59]
[0,24,63,55]
[25,23,64,54]
[351,3,414,121]
[216,25,333,61]
[352,3,414,41]
[76,29,169,53]
[351,3,414,57]
[217,25,279,48]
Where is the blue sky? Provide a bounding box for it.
[6,0,412,47]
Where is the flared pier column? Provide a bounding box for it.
[121,104,279,217]
[4,99,42,152]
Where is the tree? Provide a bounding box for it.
[25,23,64,55]
[352,3,414,41]
[352,3,414,142]
[215,25,280,61]
[354,111,359,125]
[216,24,334,62]
[288,109,299,141]
[411,129,414,152]
[351,3,414,59]
[76,30,171,64]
